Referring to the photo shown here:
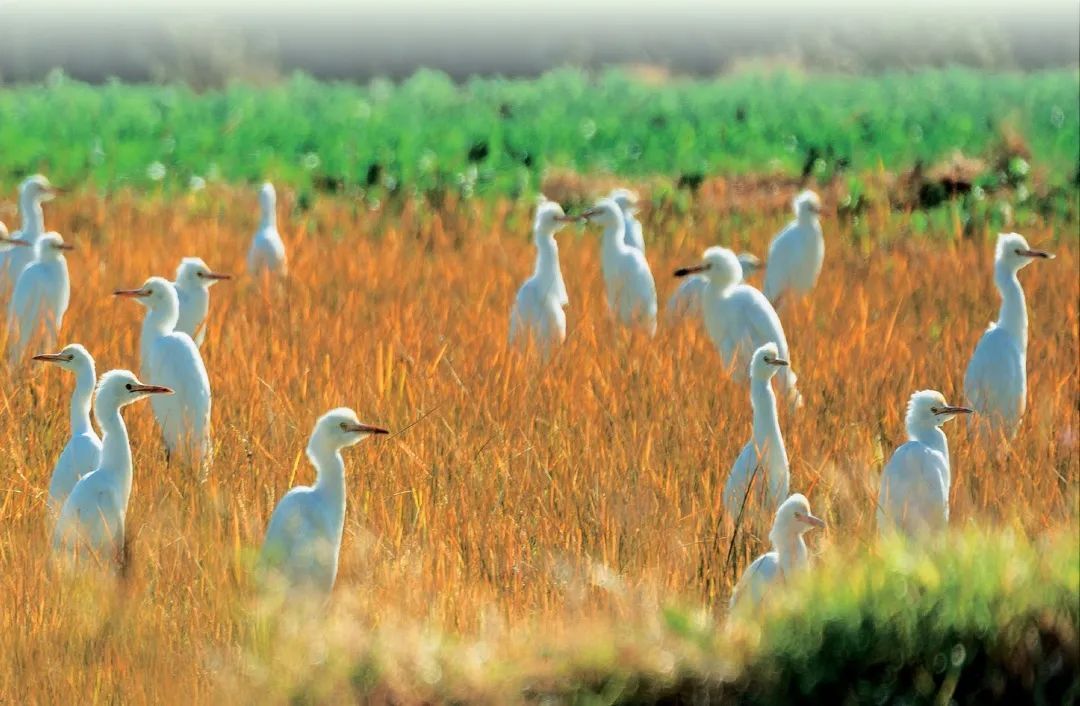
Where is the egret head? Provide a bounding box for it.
[579,198,624,230]
[259,182,276,211]
[21,175,58,204]
[176,257,231,289]
[32,343,95,376]
[995,232,1054,272]
[673,246,743,288]
[533,201,574,238]
[113,276,179,314]
[36,232,74,260]
[94,369,173,412]
[609,188,640,216]
[770,493,826,545]
[906,389,973,430]
[309,407,389,455]
[794,190,821,220]
[749,341,789,381]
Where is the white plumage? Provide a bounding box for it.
[729,493,825,615]
[666,252,762,322]
[173,257,231,347]
[963,232,1053,440]
[247,182,288,277]
[33,344,103,516]
[609,188,645,251]
[7,232,72,364]
[877,390,971,541]
[763,190,824,304]
[675,246,800,406]
[508,201,573,353]
[0,175,56,292]
[723,343,791,521]
[115,277,212,464]
[53,370,172,566]
[260,408,389,596]
[583,198,658,335]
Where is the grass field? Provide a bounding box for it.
[0,182,1076,701]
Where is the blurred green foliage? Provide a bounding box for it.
[0,68,1077,198]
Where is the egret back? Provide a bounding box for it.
[665,274,707,322]
[764,220,824,303]
[8,260,69,362]
[53,469,126,565]
[729,551,781,614]
[148,333,212,461]
[877,441,949,541]
[261,487,340,596]
[963,325,1026,439]
[48,433,103,515]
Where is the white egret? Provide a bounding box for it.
[581,198,658,335]
[729,493,825,614]
[508,201,575,353]
[7,232,73,364]
[674,247,800,406]
[963,233,1054,440]
[666,252,762,322]
[763,190,824,305]
[877,390,972,541]
[1,222,30,251]
[260,408,388,596]
[33,344,103,515]
[53,370,172,566]
[723,343,791,521]
[0,175,57,291]
[247,182,287,277]
[610,188,645,251]
[173,257,231,347]
[114,277,212,464]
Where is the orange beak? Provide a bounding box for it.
[114,288,151,298]
[199,272,232,281]
[799,513,826,529]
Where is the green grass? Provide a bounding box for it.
[1,68,1077,197]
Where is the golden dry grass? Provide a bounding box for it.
[0,187,1076,703]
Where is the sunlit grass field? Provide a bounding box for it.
[0,186,1076,702]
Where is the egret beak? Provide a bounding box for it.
[113,288,151,298]
[799,513,826,529]
[1016,248,1054,259]
[578,207,602,221]
[934,405,974,416]
[32,352,71,363]
[674,264,710,277]
[52,243,75,251]
[344,423,390,435]
[767,357,790,367]
[198,271,232,281]
[0,237,31,247]
[552,214,577,223]
[130,384,174,395]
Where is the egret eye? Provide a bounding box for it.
[339,422,348,431]
[125,383,134,391]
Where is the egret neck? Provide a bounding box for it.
[260,196,277,231]
[534,233,565,302]
[770,524,808,581]
[139,296,180,374]
[994,262,1028,351]
[69,363,96,437]
[19,189,45,241]
[308,442,348,540]
[95,399,135,510]
[751,375,787,493]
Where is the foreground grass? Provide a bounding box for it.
[0,190,1076,702]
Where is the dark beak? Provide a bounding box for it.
[1016,248,1054,259]
[767,357,790,367]
[52,243,75,251]
[935,405,974,415]
[674,264,710,277]
[578,207,602,221]
[131,384,174,395]
[199,271,232,281]
[344,423,390,435]
[32,353,69,363]
[114,288,151,298]
[1,237,31,247]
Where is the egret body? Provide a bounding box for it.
[247,182,287,277]
[173,257,231,346]
[582,198,658,335]
[7,233,72,364]
[508,201,574,352]
[763,190,824,304]
[666,252,762,322]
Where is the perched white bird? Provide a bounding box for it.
[666,252,762,322]
[33,344,103,515]
[610,188,645,251]
[763,190,824,305]
[877,390,972,541]
[173,257,231,347]
[729,493,825,614]
[723,343,791,521]
[963,233,1054,440]
[247,182,287,277]
[115,277,212,464]
[7,232,73,364]
[508,201,574,353]
[0,175,57,291]
[582,198,658,335]
[260,407,388,596]
[675,247,800,405]
[53,370,172,566]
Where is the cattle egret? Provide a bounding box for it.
[581,198,658,335]
[0,175,57,291]
[33,345,103,515]
[723,343,791,521]
[674,247,800,405]
[666,252,762,322]
[877,390,972,541]
[173,257,231,346]
[7,233,73,364]
[53,370,172,566]
[963,233,1054,439]
[508,201,574,353]
[729,493,825,614]
[260,408,389,596]
[610,188,645,251]
[115,277,212,463]
[247,182,287,277]
[763,190,824,304]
